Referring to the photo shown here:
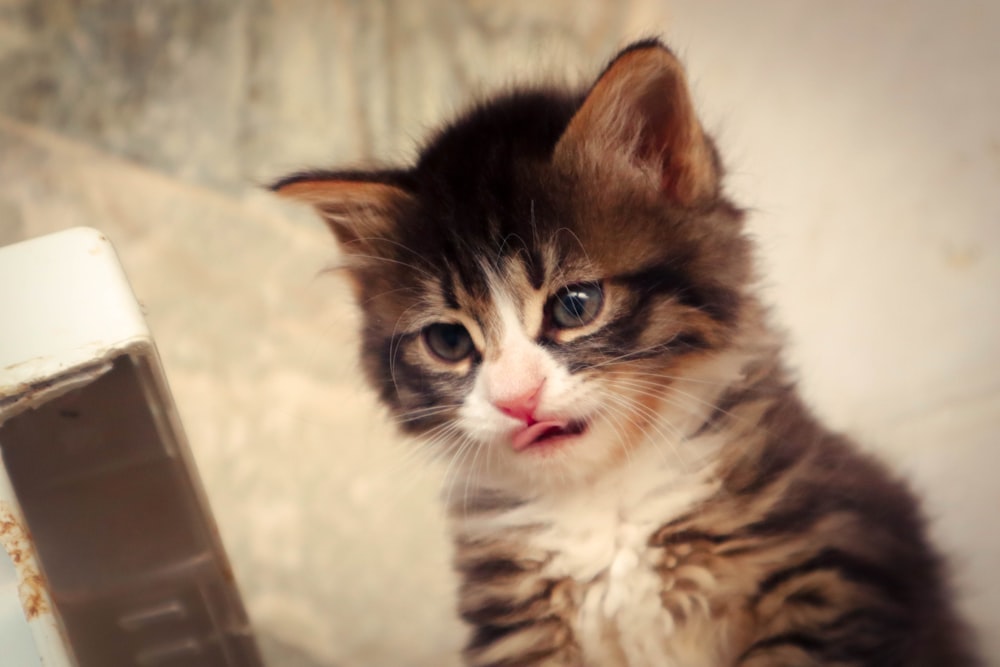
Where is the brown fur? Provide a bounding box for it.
[274,39,979,666]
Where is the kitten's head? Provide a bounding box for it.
[274,40,754,492]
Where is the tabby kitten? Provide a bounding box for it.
[273,40,978,667]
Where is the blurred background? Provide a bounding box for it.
[0,1,997,665]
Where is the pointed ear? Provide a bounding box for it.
[554,40,720,206]
[270,171,414,248]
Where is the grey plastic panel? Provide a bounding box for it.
[0,356,264,667]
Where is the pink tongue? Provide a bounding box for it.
[512,420,568,451]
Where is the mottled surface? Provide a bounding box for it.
[0,2,997,666]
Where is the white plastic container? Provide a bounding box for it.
[0,228,264,667]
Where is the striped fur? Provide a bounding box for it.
[274,39,979,666]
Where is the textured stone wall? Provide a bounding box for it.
[0,0,661,190]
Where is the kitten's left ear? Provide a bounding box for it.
[270,171,414,249]
[554,40,720,206]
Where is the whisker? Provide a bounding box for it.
[442,433,478,510]
[554,227,596,274]
[337,249,437,283]
[607,375,748,428]
[583,341,675,370]
[387,301,425,397]
[606,368,735,387]
[599,390,687,457]
[462,437,489,516]
[378,420,459,479]
[389,404,462,424]
[362,285,422,306]
[592,398,636,467]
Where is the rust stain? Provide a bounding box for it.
[0,501,50,620]
[942,242,983,270]
[219,557,236,584]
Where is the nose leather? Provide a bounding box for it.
[493,381,544,424]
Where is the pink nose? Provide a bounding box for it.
[493,382,543,424]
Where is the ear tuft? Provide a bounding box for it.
[270,171,413,248]
[555,40,720,206]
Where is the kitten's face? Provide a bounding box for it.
[275,42,752,491]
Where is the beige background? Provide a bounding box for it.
[1,1,998,665]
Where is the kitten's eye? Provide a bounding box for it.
[423,322,474,362]
[550,283,604,329]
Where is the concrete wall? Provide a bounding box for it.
[0,2,997,665]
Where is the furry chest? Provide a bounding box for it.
[453,446,729,666]
[537,511,724,667]
[499,455,726,666]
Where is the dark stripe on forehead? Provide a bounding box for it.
[524,248,546,291]
[440,269,460,310]
[450,235,493,302]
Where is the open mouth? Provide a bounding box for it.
[511,419,587,452]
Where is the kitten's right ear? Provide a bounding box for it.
[270,171,413,248]
[554,40,720,206]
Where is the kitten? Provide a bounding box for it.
[272,39,979,667]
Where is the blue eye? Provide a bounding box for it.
[423,322,474,362]
[550,283,603,329]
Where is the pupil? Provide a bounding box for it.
[564,294,586,317]
[441,326,461,348]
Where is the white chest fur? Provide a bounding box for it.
[461,443,726,667]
